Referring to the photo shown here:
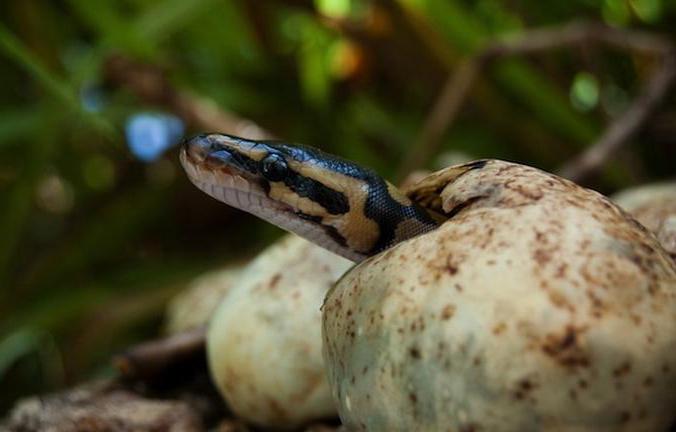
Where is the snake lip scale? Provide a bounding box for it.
[180,136,301,237]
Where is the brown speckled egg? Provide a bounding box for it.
[613,182,676,261]
[322,160,676,432]
[208,234,352,429]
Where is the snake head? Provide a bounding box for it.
[180,133,438,262]
[180,133,365,261]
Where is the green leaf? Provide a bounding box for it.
[630,0,663,23]
[0,119,57,291]
[570,72,600,112]
[134,0,219,44]
[496,61,598,144]
[0,328,42,377]
[20,185,171,294]
[603,0,632,26]
[0,23,77,109]
[403,0,599,145]
[0,328,63,387]
[0,108,41,147]
[315,0,352,18]
[298,17,334,106]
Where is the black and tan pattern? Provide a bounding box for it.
[180,133,438,262]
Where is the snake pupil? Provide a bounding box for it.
[261,153,289,182]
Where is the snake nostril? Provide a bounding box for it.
[183,133,218,162]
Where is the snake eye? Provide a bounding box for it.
[260,153,289,182]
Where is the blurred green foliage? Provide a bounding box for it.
[0,0,674,413]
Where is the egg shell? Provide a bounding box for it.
[208,235,352,428]
[322,161,676,432]
[165,265,243,334]
[613,182,676,260]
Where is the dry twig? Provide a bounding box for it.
[113,327,206,381]
[401,21,676,183]
[104,55,274,140]
[2,380,204,432]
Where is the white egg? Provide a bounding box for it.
[164,265,244,334]
[322,161,676,432]
[613,182,676,260]
[208,235,352,428]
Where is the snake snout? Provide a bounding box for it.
[182,133,220,163]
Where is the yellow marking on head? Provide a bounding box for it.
[205,134,270,162]
[233,147,268,162]
[268,182,328,215]
[285,160,381,254]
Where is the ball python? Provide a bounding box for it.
[180,132,484,262]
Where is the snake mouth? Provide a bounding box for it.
[179,134,296,218]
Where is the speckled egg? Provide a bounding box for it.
[613,182,676,260]
[208,234,352,429]
[164,265,244,334]
[322,161,676,432]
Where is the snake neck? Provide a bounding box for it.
[180,133,439,262]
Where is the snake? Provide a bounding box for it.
[180,133,486,262]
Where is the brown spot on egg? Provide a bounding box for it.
[541,326,590,369]
[492,322,507,335]
[265,397,288,421]
[268,273,281,290]
[546,289,574,311]
[441,304,456,320]
[613,362,632,378]
[513,379,536,401]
